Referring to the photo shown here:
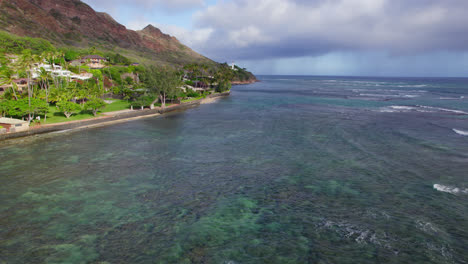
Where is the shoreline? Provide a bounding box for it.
[0,92,230,142]
[231,79,259,85]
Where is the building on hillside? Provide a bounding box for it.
[2,78,29,92]
[230,62,239,71]
[30,63,92,81]
[0,78,31,94]
[83,55,107,69]
[0,118,29,133]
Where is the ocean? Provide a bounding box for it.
[1,76,467,263]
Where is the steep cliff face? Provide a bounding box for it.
[0,0,208,64]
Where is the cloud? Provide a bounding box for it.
[126,19,213,52]
[82,0,468,76]
[184,0,468,61]
[84,0,205,13]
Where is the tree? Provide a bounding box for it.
[85,98,106,116]
[90,69,104,92]
[64,49,79,61]
[0,98,47,122]
[216,79,231,93]
[17,49,40,121]
[0,66,19,100]
[124,76,134,85]
[26,98,48,123]
[0,99,27,118]
[57,100,80,118]
[38,67,52,105]
[0,100,18,117]
[146,67,182,109]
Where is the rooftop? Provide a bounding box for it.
[83,55,106,60]
[0,118,28,125]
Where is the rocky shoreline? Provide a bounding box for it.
[0,92,230,142]
[231,79,259,85]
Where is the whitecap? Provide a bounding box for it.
[439,97,462,100]
[433,184,468,194]
[397,84,428,88]
[416,105,468,115]
[380,105,468,114]
[379,106,414,113]
[388,106,416,111]
[453,129,468,136]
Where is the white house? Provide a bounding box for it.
[32,63,92,80]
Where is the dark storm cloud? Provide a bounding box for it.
[190,0,468,61]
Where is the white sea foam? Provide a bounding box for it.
[433,184,468,194]
[416,105,468,114]
[397,84,428,88]
[317,219,392,248]
[360,93,398,97]
[379,105,468,114]
[50,129,73,134]
[416,220,439,234]
[392,106,413,110]
[453,129,468,136]
[439,97,463,100]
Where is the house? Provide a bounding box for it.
[82,55,107,69]
[31,63,92,81]
[192,80,209,89]
[0,118,29,133]
[0,78,29,94]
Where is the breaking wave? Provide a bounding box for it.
[416,105,468,115]
[379,105,468,114]
[433,184,468,195]
[453,129,468,136]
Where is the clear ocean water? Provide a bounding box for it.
[1,76,467,263]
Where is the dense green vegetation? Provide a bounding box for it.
[0,33,253,128]
[0,31,55,55]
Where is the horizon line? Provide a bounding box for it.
[254,74,468,79]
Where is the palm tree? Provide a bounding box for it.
[37,67,52,121]
[17,50,42,121]
[0,66,20,100]
[17,50,34,121]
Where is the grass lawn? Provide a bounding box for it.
[36,99,131,125]
[181,96,204,103]
[101,99,131,112]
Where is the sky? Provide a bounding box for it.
[82,0,468,77]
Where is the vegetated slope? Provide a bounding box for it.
[0,0,212,66]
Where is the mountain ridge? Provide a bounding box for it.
[0,0,211,65]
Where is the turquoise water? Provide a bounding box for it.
[1,76,467,263]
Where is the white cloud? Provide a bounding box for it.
[84,0,468,75]
[126,19,213,52]
[84,0,205,12]
[183,0,468,61]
